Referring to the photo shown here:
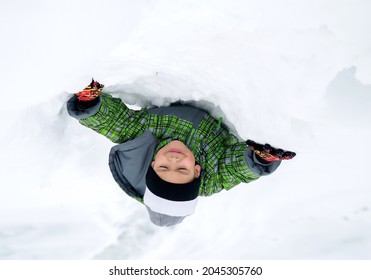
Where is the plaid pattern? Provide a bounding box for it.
[79,93,260,197]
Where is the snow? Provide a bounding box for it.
[0,0,370,259]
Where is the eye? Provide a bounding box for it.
[159,166,169,170]
[177,168,189,174]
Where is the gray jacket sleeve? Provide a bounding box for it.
[243,148,281,176]
[67,95,102,120]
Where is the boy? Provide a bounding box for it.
[67,79,295,227]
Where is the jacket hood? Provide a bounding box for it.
[108,130,158,199]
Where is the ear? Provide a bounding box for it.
[151,161,155,168]
[194,164,202,178]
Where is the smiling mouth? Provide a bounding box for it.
[168,148,183,154]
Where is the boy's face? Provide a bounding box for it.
[152,140,201,184]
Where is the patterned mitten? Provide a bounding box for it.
[246,139,296,162]
[75,79,104,102]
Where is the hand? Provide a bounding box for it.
[246,139,296,162]
[75,79,104,102]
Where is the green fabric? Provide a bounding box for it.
[79,93,260,197]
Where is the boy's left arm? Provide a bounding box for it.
[67,79,148,143]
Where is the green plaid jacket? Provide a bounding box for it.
[74,93,262,197]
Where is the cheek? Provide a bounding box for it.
[183,157,196,167]
[152,154,164,167]
[154,151,165,161]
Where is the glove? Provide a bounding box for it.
[75,78,104,102]
[246,139,296,162]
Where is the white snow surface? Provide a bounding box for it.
[0,0,370,259]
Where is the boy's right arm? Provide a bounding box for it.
[212,140,295,192]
